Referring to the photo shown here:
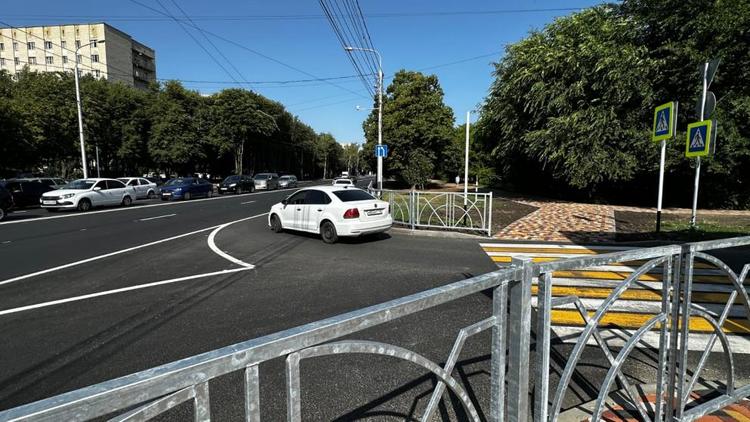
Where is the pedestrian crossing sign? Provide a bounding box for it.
[652,102,676,141]
[685,120,715,157]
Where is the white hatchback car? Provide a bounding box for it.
[332,178,354,187]
[118,177,158,199]
[268,186,392,243]
[40,178,136,212]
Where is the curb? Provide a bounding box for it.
[390,226,489,240]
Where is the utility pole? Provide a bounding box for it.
[74,39,103,179]
[691,62,709,226]
[464,111,471,206]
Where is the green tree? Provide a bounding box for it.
[363,70,454,184]
[402,149,434,189]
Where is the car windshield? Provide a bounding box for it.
[165,178,189,186]
[333,190,375,202]
[117,178,130,183]
[224,176,241,183]
[279,176,290,180]
[255,174,270,180]
[64,179,96,190]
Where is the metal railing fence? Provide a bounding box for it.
[0,236,748,421]
[375,189,493,236]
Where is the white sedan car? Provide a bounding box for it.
[268,186,392,243]
[332,178,354,187]
[40,178,136,212]
[118,177,158,199]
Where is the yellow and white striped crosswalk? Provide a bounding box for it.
[480,242,750,336]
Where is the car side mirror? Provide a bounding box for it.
[93,186,102,191]
[281,199,288,206]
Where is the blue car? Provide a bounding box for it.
[160,177,214,201]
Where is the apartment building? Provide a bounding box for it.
[0,23,156,89]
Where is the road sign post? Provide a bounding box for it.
[652,101,677,233]
[690,59,719,227]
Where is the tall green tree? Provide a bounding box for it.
[363,70,455,183]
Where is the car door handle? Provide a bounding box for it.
[296,208,302,211]
[317,209,323,212]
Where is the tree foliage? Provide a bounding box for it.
[0,69,343,180]
[363,70,454,183]
[476,1,750,208]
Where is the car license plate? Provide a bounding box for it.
[43,200,56,205]
[366,209,383,216]
[162,192,171,196]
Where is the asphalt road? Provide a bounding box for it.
[1,178,747,421]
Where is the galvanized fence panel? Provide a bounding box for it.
[375,189,494,236]
[2,236,749,421]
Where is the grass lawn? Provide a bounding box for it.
[615,211,750,242]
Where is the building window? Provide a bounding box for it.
[46,56,53,65]
[91,54,99,63]
[27,42,35,50]
[94,69,100,78]
[0,43,4,51]
[77,69,82,78]
[0,58,5,66]
[13,42,18,51]
[62,56,68,64]
[29,57,37,65]
[14,57,20,66]
[45,41,53,49]
[75,40,81,49]
[61,40,66,49]
[76,54,82,63]
[91,39,98,48]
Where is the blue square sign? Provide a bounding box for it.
[652,102,676,141]
[685,120,714,157]
[375,144,388,157]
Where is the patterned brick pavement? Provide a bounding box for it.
[496,200,616,243]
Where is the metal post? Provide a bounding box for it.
[74,57,88,179]
[691,62,708,227]
[656,139,666,233]
[490,280,509,422]
[675,245,696,419]
[377,64,383,191]
[535,272,553,422]
[507,257,532,421]
[464,111,470,206]
[95,144,101,178]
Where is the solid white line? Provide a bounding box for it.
[0,187,298,226]
[0,212,269,287]
[206,215,265,268]
[479,242,636,250]
[12,210,27,213]
[0,267,252,317]
[240,200,256,205]
[138,213,176,221]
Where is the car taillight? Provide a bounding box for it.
[343,208,360,219]
[386,204,390,214]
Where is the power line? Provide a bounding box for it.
[128,0,369,99]
[1,8,585,22]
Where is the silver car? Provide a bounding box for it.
[254,173,280,190]
[278,175,298,188]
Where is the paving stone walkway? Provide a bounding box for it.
[496,199,616,243]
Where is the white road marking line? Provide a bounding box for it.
[0,187,297,226]
[0,267,252,317]
[206,216,264,268]
[12,210,27,213]
[479,242,636,250]
[138,213,176,221]
[1,241,10,244]
[0,213,265,286]
[240,200,256,205]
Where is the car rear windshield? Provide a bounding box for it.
[333,190,375,202]
[65,180,96,190]
[224,176,240,182]
[255,174,271,180]
[165,178,189,186]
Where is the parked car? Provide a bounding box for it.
[254,173,280,190]
[332,178,355,187]
[40,178,135,212]
[0,185,14,221]
[160,177,213,200]
[3,179,55,207]
[278,175,298,189]
[219,175,255,194]
[118,177,159,199]
[268,186,392,243]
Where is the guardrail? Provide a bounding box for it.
[373,189,493,236]
[1,236,749,421]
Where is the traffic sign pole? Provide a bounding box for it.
[656,139,666,232]
[652,101,677,233]
[690,62,709,227]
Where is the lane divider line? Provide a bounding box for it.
[0,185,299,226]
[0,213,267,286]
[138,213,176,221]
[206,215,267,269]
[0,268,252,317]
[240,200,256,205]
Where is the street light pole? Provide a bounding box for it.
[344,46,383,191]
[74,39,103,179]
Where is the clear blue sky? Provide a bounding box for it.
[3,0,604,144]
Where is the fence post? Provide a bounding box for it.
[674,245,695,419]
[507,257,533,422]
[490,276,509,422]
[488,191,493,237]
[535,272,552,422]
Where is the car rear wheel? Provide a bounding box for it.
[184,192,192,200]
[122,196,132,207]
[270,214,283,233]
[320,221,338,244]
[0,208,6,221]
[78,199,92,212]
